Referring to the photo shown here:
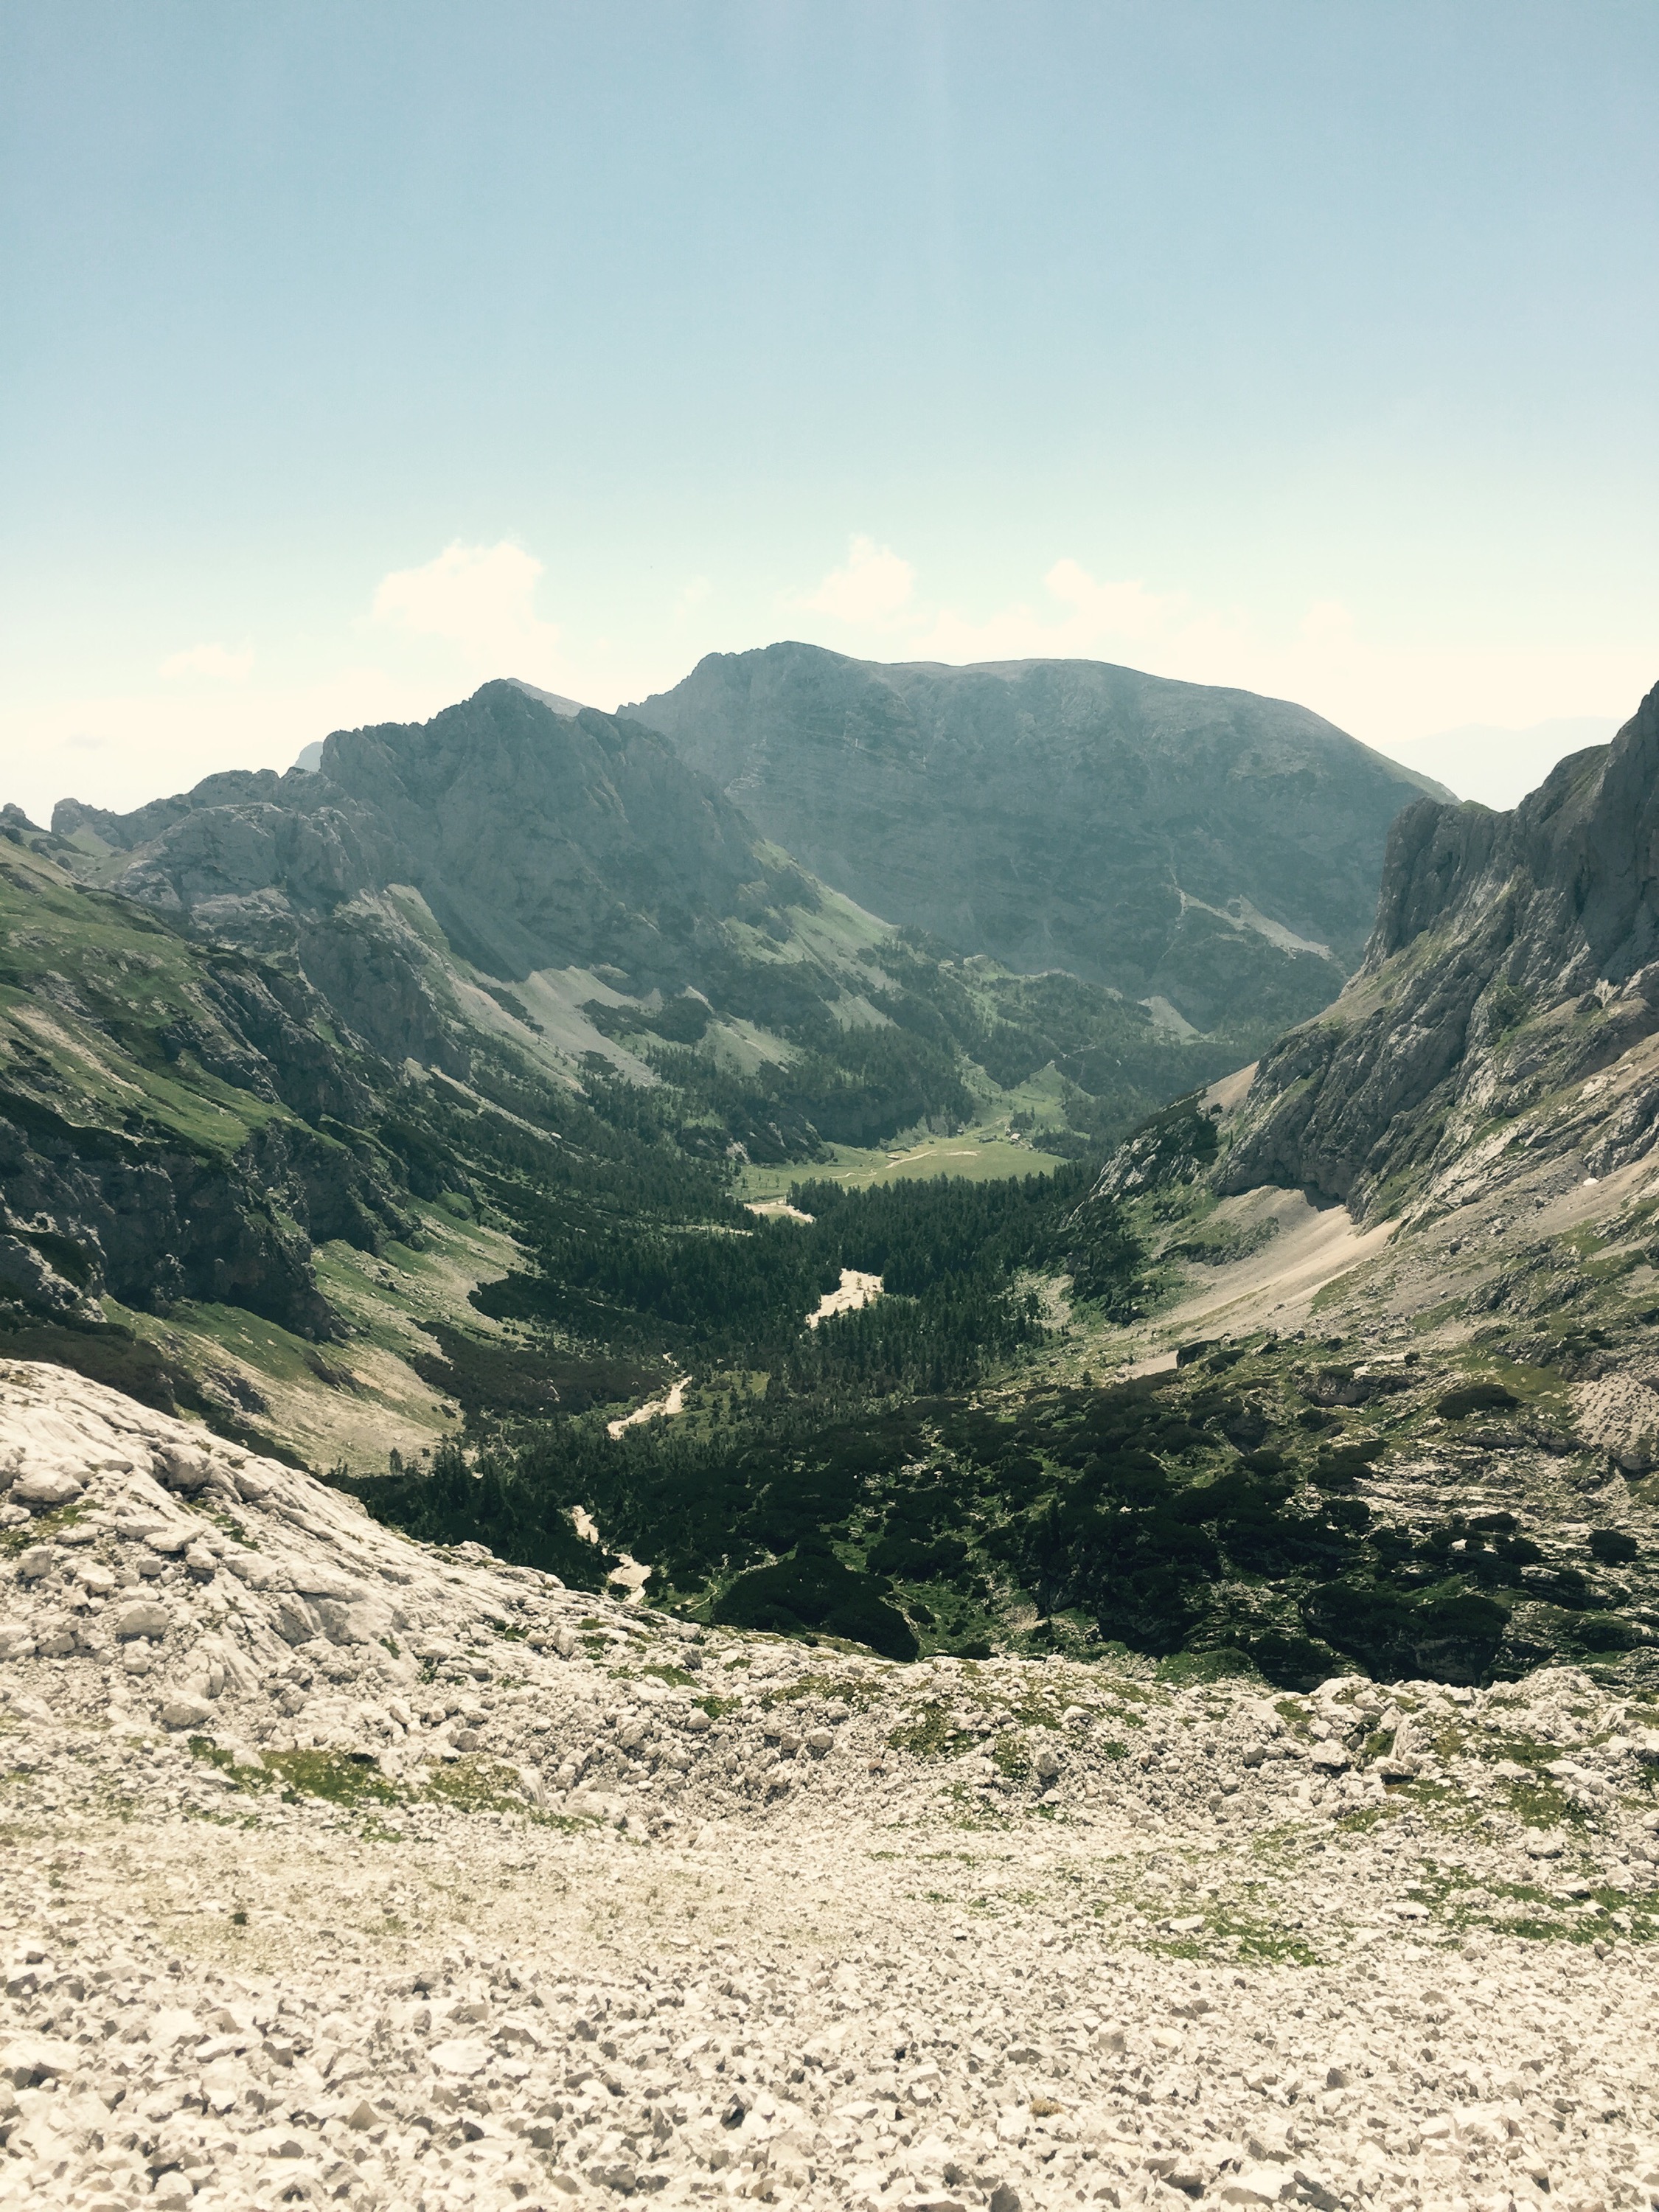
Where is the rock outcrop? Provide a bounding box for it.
[1221,680,1659,1219]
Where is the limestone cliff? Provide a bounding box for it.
[1220,680,1659,1218]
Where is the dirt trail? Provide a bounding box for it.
[605,1375,688,1439]
[745,1198,815,1223]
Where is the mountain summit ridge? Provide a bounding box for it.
[626,640,1450,1037]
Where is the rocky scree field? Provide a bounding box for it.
[4,1360,1659,2211]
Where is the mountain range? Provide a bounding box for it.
[627,642,1447,1035]
[6,652,1659,1698]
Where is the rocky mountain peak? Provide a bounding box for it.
[626,642,1448,1045]
[1220,678,1659,1220]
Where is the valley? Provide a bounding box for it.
[7,660,1659,2210]
[9,669,1659,1690]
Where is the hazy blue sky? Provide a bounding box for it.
[3,1,1655,822]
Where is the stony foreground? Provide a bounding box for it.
[2,1362,1659,2212]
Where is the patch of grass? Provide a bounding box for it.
[187,1735,552,1820]
[695,1694,743,1721]
[1431,1870,1659,1945]
[758,1671,880,1709]
[423,1755,538,1816]
[181,1501,260,1548]
[189,1738,401,1807]
[991,1731,1031,1781]
[1501,1776,1585,1830]
[1147,1906,1320,1969]
[0,1503,87,1554]
[260,1748,403,1808]
[637,1662,700,1688]
[181,1804,261,1829]
[888,1701,978,1760]
[1470,1730,1562,1770]
[1332,1803,1397,1833]
[987,1686,1067,1732]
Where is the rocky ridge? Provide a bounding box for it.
[1220,680,1659,1223]
[627,647,1447,1042]
[48,681,810,1079]
[4,1360,1659,2210]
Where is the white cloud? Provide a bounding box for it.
[159,641,254,681]
[1043,560,1189,640]
[792,535,916,626]
[370,540,563,678]
[906,560,1194,665]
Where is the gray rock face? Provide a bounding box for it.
[627,645,1446,1036]
[1222,678,1659,1217]
[0,1079,405,1339]
[56,681,805,1003]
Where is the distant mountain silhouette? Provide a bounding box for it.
[627,643,1449,1037]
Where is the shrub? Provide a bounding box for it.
[1589,1528,1638,1567]
[1436,1381,1519,1420]
[712,1545,917,1661]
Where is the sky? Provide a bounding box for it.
[2,1,1656,827]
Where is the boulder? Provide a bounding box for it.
[113,1600,173,1641]
[156,1446,216,1493]
[159,1696,214,1731]
[428,2037,490,2077]
[11,1469,84,1509]
[0,2035,80,2087]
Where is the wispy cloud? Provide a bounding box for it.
[790,535,916,626]
[370,540,562,678]
[910,560,1197,664]
[782,541,1648,748]
[159,641,254,681]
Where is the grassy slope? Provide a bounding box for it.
[0,841,289,1158]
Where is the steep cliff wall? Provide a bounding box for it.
[1220,681,1659,1217]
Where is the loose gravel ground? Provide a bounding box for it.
[3,1360,1659,2212]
